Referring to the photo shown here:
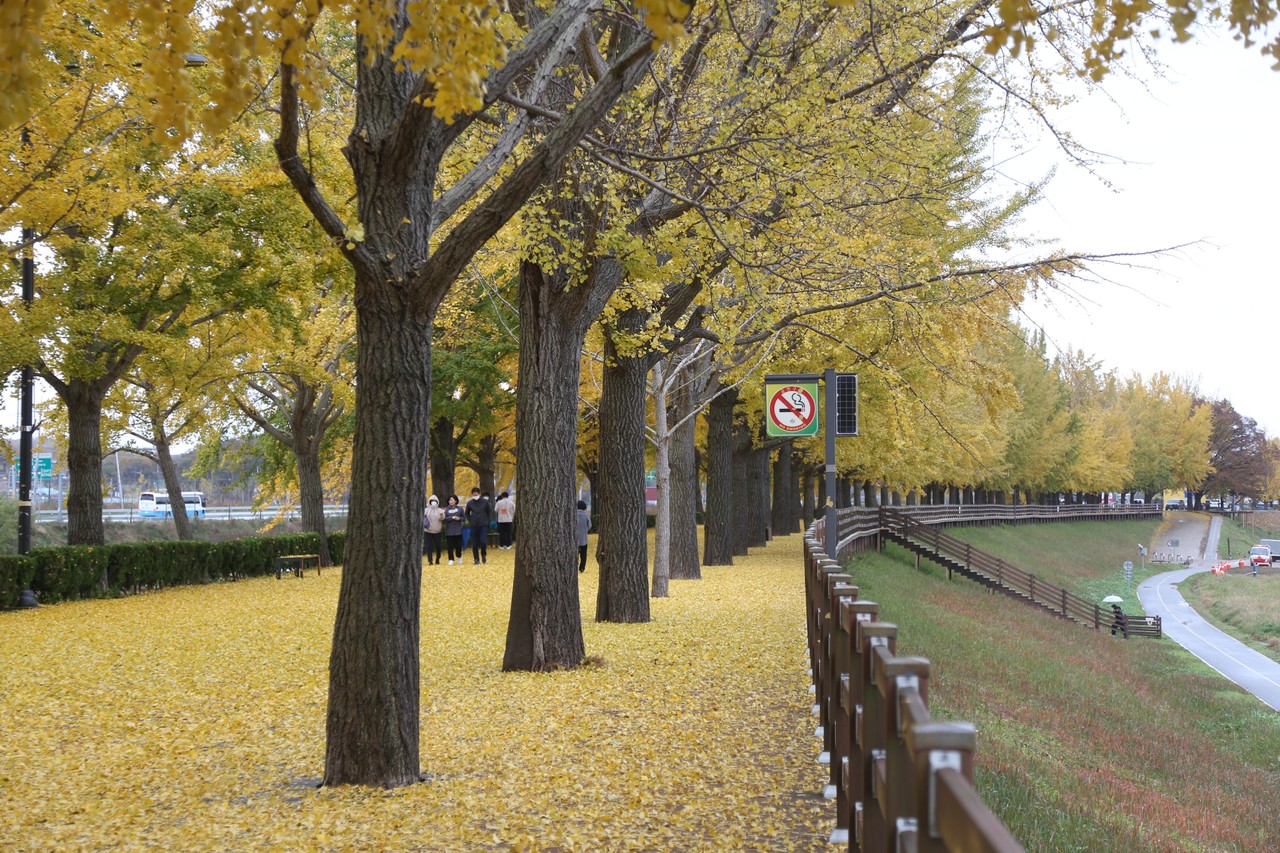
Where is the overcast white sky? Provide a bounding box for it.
[1007,28,1280,437]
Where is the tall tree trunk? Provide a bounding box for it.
[668,366,700,579]
[595,311,650,623]
[801,465,814,525]
[155,437,192,542]
[504,260,596,671]
[323,297,429,788]
[429,416,458,501]
[64,382,105,546]
[730,420,751,555]
[746,440,769,548]
[703,384,737,566]
[296,439,332,565]
[771,444,799,537]
[475,433,498,496]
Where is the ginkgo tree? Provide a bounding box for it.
[1,163,284,545]
[6,0,1277,794]
[106,321,247,542]
[226,289,356,566]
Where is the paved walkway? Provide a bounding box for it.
[1137,513,1280,711]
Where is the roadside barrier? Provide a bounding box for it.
[804,502,1164,850]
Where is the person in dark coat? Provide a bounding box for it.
[442,495,466,565]
[1110,604,1125,637]
[466,488,493,565]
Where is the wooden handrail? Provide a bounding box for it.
[804,502,1164,849]
[805,528,1026,851]
[878,508,1160,638]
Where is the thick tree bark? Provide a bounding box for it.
[768,440,788,535]
[63,382,106,547]
[155,437,192,542]
[474,433,499,496]
[296,441,332,565]
[801,465,814,524]
[323,295,430,789]
[746,440,769,549]
[296,394,335,564]
[595,311,650,623]
[668,368,701,579]
[504,260,597,671]
[768,440,798,535]
[702,385,736,566]
[429,416,458,501]
[730,421,751,556]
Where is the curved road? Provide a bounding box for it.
[1137,513,1280,711]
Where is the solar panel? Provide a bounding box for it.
[835,373,858,436]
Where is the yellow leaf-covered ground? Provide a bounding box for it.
[0,534,833,851]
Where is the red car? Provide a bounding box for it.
[1249,546,1272,567]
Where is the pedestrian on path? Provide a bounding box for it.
[1110,603,1125,637]
[443,495,466,564]
[495,491,516,549]
[466,488,493,564]
[423,495,444,564]
[576,500,591,574]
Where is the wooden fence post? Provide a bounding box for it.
[823,572,856,795]
[873,651,931,849]
[838,598,879,846]
[814,558,843,752]
[855,622,897,851]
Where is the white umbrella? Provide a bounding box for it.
[1102,595,1124,603]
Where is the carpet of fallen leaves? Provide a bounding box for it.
[0,535,834,851]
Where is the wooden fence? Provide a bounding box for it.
[880,509,1161,639]
[804,502,1165,850]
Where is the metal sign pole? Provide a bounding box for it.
[764,369,855,560]
[824,367,837,558]
[18,224,34,557]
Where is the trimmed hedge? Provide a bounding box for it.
[0,530,347,610]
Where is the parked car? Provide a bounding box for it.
[1166,499,1185,510]
[1249,545,1272,567]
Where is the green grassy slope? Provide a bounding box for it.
[844,520,1279,851]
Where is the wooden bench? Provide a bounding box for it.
[275,554,320,579]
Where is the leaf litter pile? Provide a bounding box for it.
[0,536,833,850]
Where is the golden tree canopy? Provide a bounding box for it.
[0,0,699,134]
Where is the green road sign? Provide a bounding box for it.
[765,381,820,437]
[35,454,53,480]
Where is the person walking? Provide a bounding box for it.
[423,495,444,565]
[1110,603,1125,637]
[466,488,493,564]
[443,495,466,565]
[576,499,591,574]
[495,491,516,549]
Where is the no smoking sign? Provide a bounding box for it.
[766,383,819,437]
